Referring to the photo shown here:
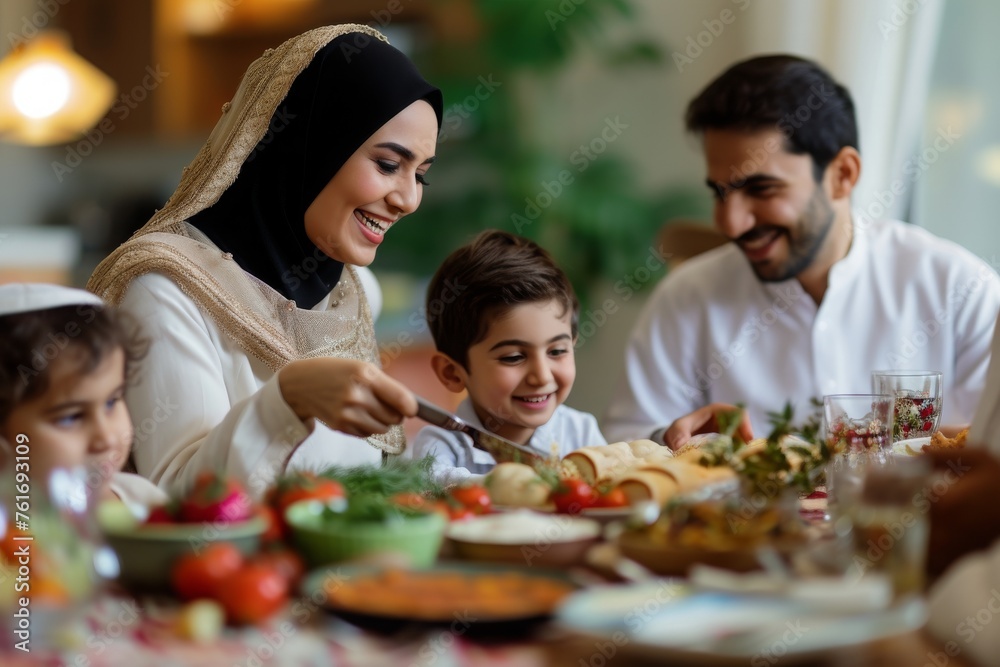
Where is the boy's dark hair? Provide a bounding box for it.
[426,230,579,370]
[0,305,146,426]
[685,54,858,180]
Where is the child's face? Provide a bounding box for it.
[460,299,576,445]
[1,346,132,489]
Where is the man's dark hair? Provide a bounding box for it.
[426,230,579,370]
[685,54,858,179]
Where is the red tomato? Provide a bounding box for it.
[447,505,476,521]
[269,473,345,516]
[449,485,492,513]
[550,479,598,514]
[1,528,28,563]
[252,549,305,591]
[179,472,254,523]
[266,472,345,538]
[145,505,176,524]
[216,564,289,625]
[593,487,629,508]
[390,492,430,512]
[258,506,283,544]
[171,542,244,601]
[425,500,454,520]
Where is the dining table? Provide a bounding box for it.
[0,592,974,667]
[0,491,973,667]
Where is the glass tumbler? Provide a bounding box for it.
[871,370,943,442]
[823,393,895,462]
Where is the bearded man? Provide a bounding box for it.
[604,54,1000,446]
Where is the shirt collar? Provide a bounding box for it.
[829,215,867,284]
[757,216,865,304]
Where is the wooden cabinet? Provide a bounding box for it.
[57,0,473,140]
[55,0,156,137]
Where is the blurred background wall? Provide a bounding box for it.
[1,0,997,430]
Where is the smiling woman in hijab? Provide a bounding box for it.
[87,25,443,498]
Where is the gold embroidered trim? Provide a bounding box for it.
[87,25,404,455]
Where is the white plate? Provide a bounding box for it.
[491,504,634,526]
[555,582,926,666]
[446,510,601,543]
[891,437,930,458]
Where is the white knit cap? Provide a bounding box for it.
[0,283,105,316]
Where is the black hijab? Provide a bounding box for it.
[190,33,443,309]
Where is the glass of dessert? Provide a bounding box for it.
[871,370,943,442]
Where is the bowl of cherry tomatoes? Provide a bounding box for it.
[98,472,268,592]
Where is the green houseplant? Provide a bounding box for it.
[375,0,709,306]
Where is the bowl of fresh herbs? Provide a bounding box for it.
[285,494,447,568]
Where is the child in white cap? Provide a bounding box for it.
[0,283,166,515]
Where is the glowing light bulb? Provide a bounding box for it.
[11,62,71,119]
[976,146,1000,188]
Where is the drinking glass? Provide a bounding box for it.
[0,460,118,651]
[823,394,895,527]
[871,371,943,442]
[849,456,931,597]
[823,394,895,461]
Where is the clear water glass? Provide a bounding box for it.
[823,393,895,462]
[871,371,943,442]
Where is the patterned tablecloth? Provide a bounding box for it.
[1,593,558,667]
[0,492,848,666]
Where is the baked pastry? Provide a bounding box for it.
[563,442,638,485]
[615,469,681,505]
[925,428,968,451]
[483,463,550,507]
[627,439,670,459]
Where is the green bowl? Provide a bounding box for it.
[99,504,266,593]
[285,500,447,568]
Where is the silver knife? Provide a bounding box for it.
[414,397,545,466]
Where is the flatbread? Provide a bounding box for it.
[563,442,638,485]
[615,469,681,505]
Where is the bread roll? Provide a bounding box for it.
[615,470,680,505]
[563,442,637,485]
[733,438,768,460]
[735,436,811,472]
[674,449,707,464]
[627,439,669,459]
[642,449,677,466]
[638,459,716,491]
[484,463,550,507]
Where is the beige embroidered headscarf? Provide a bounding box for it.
[88,25,438,454]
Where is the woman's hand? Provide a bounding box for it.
[278,358,418,437]
[663,403,754,450]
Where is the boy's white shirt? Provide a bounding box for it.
[407,397,606,486]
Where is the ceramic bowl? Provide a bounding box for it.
[446,511,602,568]
[98,502,267,592]
[616,528,760,576]
[285,500,447,568]
[614,527,805,577]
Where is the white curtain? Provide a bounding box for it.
[740,0,946,222]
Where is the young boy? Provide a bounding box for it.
[0,283,167,515]
[410,230,606,484]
